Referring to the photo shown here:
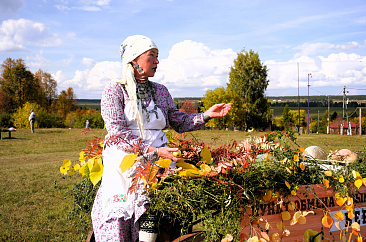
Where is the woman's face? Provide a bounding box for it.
[133,48,159,79]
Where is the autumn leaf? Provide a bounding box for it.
[322,178,330,188]
[155,158,172,169]
[339,175,345,183]
[298,215,306,224]
[276,221,284,230]
[285,181,291,189]
[281,211,291,221]
[294,154,299,162]
[300,162,305,171]
[322,215,333,228]
[200,146,212,164]
[352,222,360,231]
[288,202,296,211]
[176,161,199,170]
[120,153,138,173]
[90,159,103,186]
[262,190,272,202]
[334,212,345,221]
[324,170,332,176]
[355,179,362,189]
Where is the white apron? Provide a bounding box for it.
[99,98,167,225]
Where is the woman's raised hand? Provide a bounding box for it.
[204,103,232,119]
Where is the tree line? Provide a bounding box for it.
[1,49,275,131]
[0,58,102,129]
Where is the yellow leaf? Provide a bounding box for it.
[323,178,330,188]
[199,164,212,175]
[276,221,284,230]
[302,211,314,217]
[60,165,69,175]
[300,147,305,154]
[298,215,306,224]
[336,196,347,206]
[285,181,291,189]
[294,154,299,161]
[90,159,103,186]
[322,215,333,228]
[120,153,138,173]
[79,151,86,164]
[265,222,271,230]
[176,161,199,170]
[179,169,201,177]
[63,159,71,168]
[363,178,366,186]
[281,211,291,221]
[352,170,362,180]
[355,179,362,189]
[348,211,355,219]
[155,158,172,169]
[200,146,212,163]
[291,190,297,196]
[334,212,345,221]
[324,170,332,176]
[262,190,272,202]
[79,164,86,177]
[68,167,75,175]
[288,202,296,211]
[300,162,305,171]
[73,164,80,171]
[339,175,345,183]
[357,236,362,242]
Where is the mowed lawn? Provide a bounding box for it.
[0,128,365,241]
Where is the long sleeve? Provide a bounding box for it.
[152,82,205,133]
[101,82,150,154]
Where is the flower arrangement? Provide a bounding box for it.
[61,130,366,242]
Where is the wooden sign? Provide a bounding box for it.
[240,184,366,241]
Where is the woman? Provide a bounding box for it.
[91,35,232,242]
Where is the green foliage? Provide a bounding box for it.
[68,176,100,241]
[227,49,271,130]
[12,102,42,128]
[37,112,65,128]
[73,112,104,129]
[202,87,239,129]
[0,113,14,128]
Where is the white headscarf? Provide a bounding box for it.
[119,35,158,139]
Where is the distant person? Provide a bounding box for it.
[86,120,90,129]
[28,109,36,133]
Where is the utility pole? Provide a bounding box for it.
[317,110,319,134]
[327,96,330,134]
[341,86,345,135]
[298,63,300,132]
[307,73,312,134]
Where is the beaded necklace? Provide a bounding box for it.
[135,80,159,123]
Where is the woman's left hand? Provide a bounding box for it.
[204,103,232,119]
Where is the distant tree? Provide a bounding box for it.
[179,100,197,114]
[0,58,43,112]
[226,49,271,130]
[34,69,57,110]
[56,87,77,117]
[281,104,292,130]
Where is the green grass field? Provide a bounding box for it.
[0,128,365,241]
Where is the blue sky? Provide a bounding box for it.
[1,0,365,99]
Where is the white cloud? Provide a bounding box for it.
[82,57,97,68]
[57,61,122,95]
[0,19,63,52]
[0,0,24,18]
[294,41,363,57]
[265,52,366,93]
[152,40,236,95]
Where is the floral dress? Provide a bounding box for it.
[91,81,205,242]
